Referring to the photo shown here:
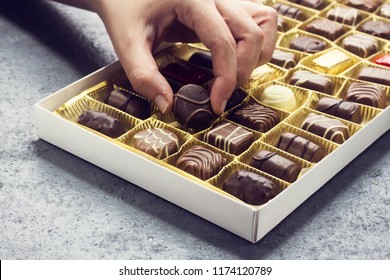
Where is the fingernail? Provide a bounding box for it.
[219,99,227,114]
[154,95,169,114]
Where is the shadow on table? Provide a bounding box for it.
[0,0,111,75]
[31,130,390,259]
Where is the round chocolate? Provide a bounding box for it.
[222,170,281,205]
[173,84,214,131]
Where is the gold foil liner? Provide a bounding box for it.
[247,80,312,113]
[278,29,334,51]
[243,63,288,90]
[165,138,235,180]
[237,141,313,182]
[318,2,370,26]
[56,96,141,139]
[283,66,347,96]
[337,78,390,110]
[261,122,339,158]
[299,47,360,75]
[117,118,192,161]
[194,117,261,157]
[342,61,390,88]
[208,161,289,207]
[225,95,289,134]
[298,17,352,41]
[306,91,382,125]
[334,30,388,59]
[284,107,362,140]
[86,81,114,103]
[165,43,211,62]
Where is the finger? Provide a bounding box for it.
[175,1,237,115]
[216,0,264,86]
[240,2,278,65]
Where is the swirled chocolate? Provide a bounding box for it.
[315,97,362,123]
[77,109,126,138]
[175,145,226,180]
[341,33,378,58]
[250,150,301,183]
[326,6,361,26]
[359,20,390,40]
[222,170,281,205]
[161,62,213,85]
[230,103,280,132]
[203,122,254,155]
[276,132,325,163]
[173,84,214,131]
[105,89,151,119]
[344,82,387,109]
[134,128,179,159]
[288,0,326,10]
[305,18,345,41]
[270,49,297,69]
[273,3,307,21]
[289,70,333,94]
[289,36,326,54]
[301,113,350,144]
[357,67,390,87]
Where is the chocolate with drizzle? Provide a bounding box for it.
[315,97,362,123]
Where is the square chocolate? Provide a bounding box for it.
[357,67,390,86]
[271,49,297,69]
[326,6,362,26]
[341,33,378,58]
[305,18,345,41]
[289,36,326,54]
[346,0,383,12]
[344,81,387,109]
[203,122,254,155]
[288,0,326,10]
[359,20,390,40]
[289,70,333,94]
[273,3,307,21]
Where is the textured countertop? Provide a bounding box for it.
[1,0,389,260]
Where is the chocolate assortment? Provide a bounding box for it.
[56,1,390,208]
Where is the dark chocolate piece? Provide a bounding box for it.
[133,128,179,159]
[189,51,213,69]
[173,84,215,131]
[277,16,288,32]
[105,89,151,120]
[315,97,362,123]
[225,88,246,111]
[374,54,390,68]
[378,4,390,18]
[77,109,126,138]
[305,18,345,41]
[175,145,226,180]
[161,62,213,85]
[250,150,301,183]
[357,67,390,86]
[230,103,280,132]
[222,170,281,205]
[359,20,390,40]
[345,82,387,109]
[166,77,184,94]
[288,0,326,10]
[273,3,307,21]
[301,113,350,144]
[341,33,378,58]
[276,132,325,163]
[289,36,326,54]
[270,49,297,69]
[204,122,254,155]
[289,70,333,94]
[326,6,362,26]
[346,0,383,12]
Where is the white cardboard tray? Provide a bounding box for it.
[34,60,390,243]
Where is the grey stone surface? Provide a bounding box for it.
[0,0,389,260]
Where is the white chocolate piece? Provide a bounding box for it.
[312,49,353,75]
[259,85,297,112]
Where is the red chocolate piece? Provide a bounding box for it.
[374,54,390,68]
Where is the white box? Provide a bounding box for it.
[34,60,390,243]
